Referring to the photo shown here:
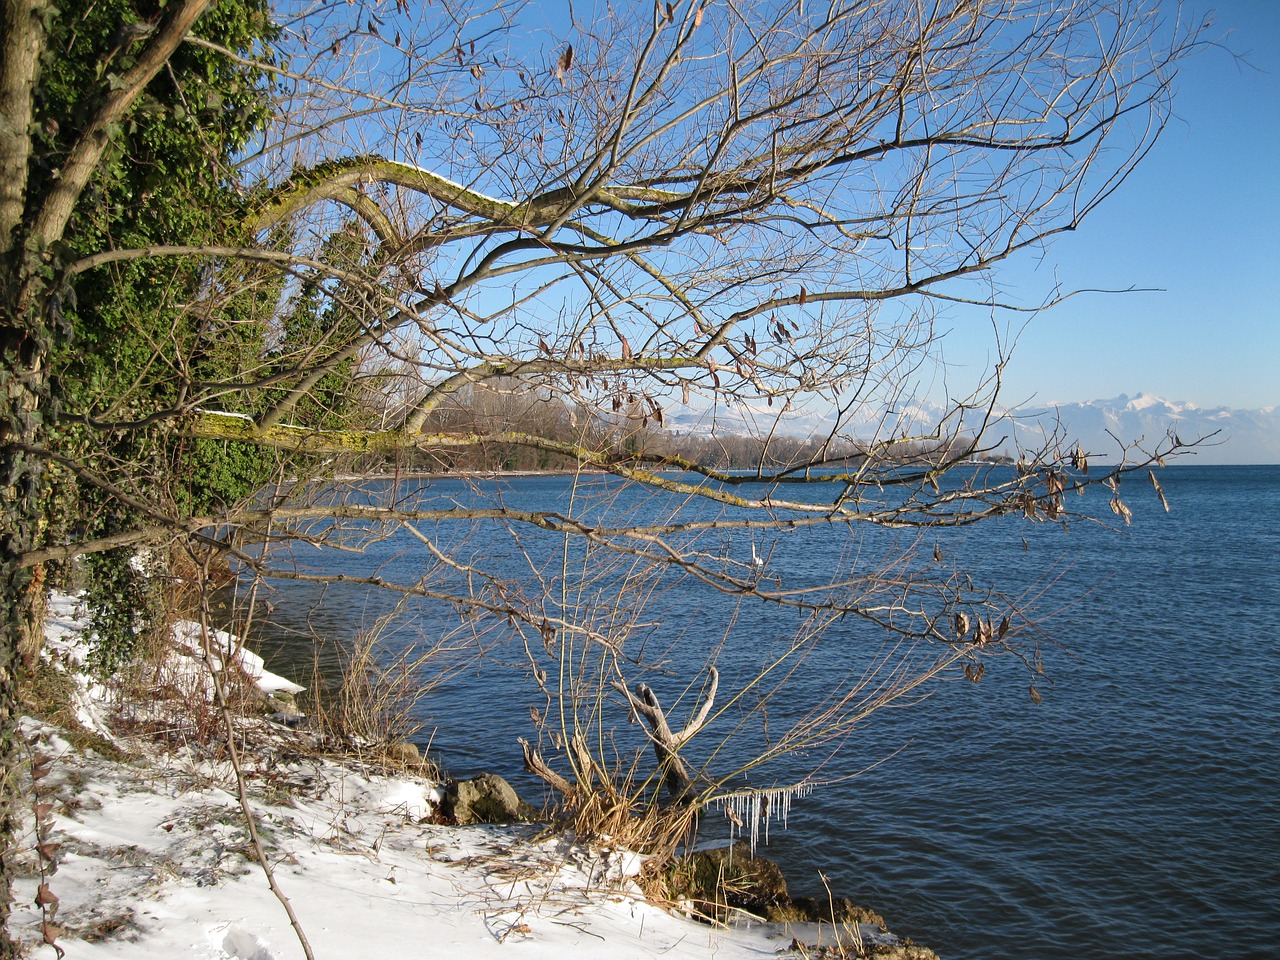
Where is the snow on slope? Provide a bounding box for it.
[9,596,916,960]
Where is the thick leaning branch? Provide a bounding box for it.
[250,155,686,235]
[30,0,217,248]
[185,409,1188,519]
[519,738,575,796]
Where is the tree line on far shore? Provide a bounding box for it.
[333,378,994,475]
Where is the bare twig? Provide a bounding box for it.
[193,567,316,960]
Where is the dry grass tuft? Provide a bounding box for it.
[303,617,451,779]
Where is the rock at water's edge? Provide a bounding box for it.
[665,842,791,919]
[443,773,525,825]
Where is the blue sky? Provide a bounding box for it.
[419,2,1276,415]
[957,1,1280,412]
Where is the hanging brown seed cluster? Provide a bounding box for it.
[953,610,1009,644]
[1104,475,1132,525]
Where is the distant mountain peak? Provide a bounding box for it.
[1010,394,1278,464]
[1123,392,1165,412]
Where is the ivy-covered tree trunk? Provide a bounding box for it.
[1,0,53,947]
[0,186,51,960]
[0,283,48,959]
[1,1,219,948]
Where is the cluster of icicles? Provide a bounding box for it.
[712,782,814,853]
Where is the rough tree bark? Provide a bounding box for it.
[1,0,54,946]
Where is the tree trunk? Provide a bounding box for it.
[0,225,51,957]
[2,0,52,945]
[0,294,48,956]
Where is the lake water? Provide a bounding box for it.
[236,464,1280,960]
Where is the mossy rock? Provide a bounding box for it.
[783,896,887,929]
[864,940,939,960]
[666,843,892,936]
[665,843,790,920]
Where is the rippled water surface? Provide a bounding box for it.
[242,464,1280,960]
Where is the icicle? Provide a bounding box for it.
[712,782,815,854]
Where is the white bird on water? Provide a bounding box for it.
[751,541,764,570]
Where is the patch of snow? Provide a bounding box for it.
[210,923,278,960]
[11,709,824,960]
[377,778,442,820]
[172,620,305,697]
[195,408,255,421]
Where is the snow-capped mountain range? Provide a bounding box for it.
[1004,394,1280,464]
[664,393,1280,464]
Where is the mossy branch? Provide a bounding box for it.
[250,155,690,234]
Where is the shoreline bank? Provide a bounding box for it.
[10,592,939,960]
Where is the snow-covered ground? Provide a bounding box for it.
[8,593,924,959]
